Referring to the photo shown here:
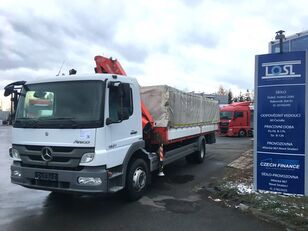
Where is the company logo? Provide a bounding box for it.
[259,158,300,170]
[73,140,90,144]
[41,147,53,162]
[261,60,301,79]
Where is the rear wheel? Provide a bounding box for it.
[238,129,246,137]
[186,140,206,164]
[194,140,206,163]
[125,158,150,201]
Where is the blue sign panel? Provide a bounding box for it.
[256,51,306,195]
[258,51,306,86]
[257,85,305,154]
[257,154,305,194]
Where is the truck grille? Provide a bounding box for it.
[220,127,229,134]
[13,145,94,169]
[220,122,229,126]
[28,155,70,162]
[25,145,74,152]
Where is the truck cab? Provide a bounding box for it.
[219,102,253,137]
[10,74,146,196]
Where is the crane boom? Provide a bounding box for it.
[94,56,126,75]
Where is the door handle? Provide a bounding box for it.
[130,130,137,135]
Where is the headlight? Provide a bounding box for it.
[12,170,22,177]
[80,153,95,163]
[9,148,21,160]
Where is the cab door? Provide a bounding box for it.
[233,111,244,127]
[104,81,142,167]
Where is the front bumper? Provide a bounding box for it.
[11,162,108,193]
[219,126,237,136]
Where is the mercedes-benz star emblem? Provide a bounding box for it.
[41,147,53,162]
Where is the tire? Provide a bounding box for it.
[186,140,206,164]
[247,130,253,137]
[194,140,206,163]
[238,129,246,137]
[125,158,150,201]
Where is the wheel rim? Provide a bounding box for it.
[240,130,245,136]
[132,167,146,192]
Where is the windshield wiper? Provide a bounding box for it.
[14,117,100,128]
[43,117,76,120]
[15,118,40,127]
[15,117,79,128]
[40,117,79,128]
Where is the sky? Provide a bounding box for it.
[0,0,308,110]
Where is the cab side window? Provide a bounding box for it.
[234,111,243,118]
[109,83,133,122]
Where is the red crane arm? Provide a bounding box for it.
[94,56,127,75]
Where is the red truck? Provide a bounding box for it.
[219,101,253,137]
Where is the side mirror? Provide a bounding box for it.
[119,83,131,112]
[119,83,130,97]
[4,81,27,97]
[4,85,14,97]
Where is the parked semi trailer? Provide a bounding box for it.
[4,56,219,200]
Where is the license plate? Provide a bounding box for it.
[35,172,58,181]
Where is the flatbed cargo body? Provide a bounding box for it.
[141,85,219,144]
[150,124,218,144]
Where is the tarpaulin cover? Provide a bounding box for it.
[141,85,220,128]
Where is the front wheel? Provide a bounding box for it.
[125,158,150,201]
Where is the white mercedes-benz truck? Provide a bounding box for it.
[5,56,219,200]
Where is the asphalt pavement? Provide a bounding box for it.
[0,126,283,231]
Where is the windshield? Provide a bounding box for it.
[15,80,105,128]
[220,111,233,120]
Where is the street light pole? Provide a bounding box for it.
[275,30,286,53]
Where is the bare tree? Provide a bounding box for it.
[217,85,227,95]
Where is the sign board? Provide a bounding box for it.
[254,51,307,195]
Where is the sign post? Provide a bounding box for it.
[254,51,307,195]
